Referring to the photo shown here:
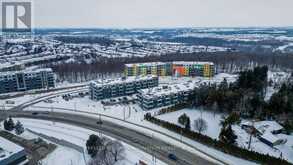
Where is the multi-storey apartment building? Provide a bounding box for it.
[0,68,55,94]
[90,75,159,100]
[172,61,214,77]
[125,62,172,77]
[124,61,214,77]
[137,83,195,110]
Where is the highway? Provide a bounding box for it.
[0,110,222,165]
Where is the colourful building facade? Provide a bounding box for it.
[125,61,214,77]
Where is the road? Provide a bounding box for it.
[8,87,88,111]
[0,110,222,165]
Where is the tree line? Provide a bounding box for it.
[44,52,293,83]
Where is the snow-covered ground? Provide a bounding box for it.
[24,96,257,165]
[0,86,87,108]
[265,71,291,101]
[2,72,292,164]
[157,108,224,139]
[1,118,167,165]
[157,108,293,163]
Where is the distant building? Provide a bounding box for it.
[137,83,195,110]
[0,68,55,94]
[124,61,215,77]
[0,137,28,165]
[89,75,159,100]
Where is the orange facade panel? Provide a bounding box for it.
[173,66,186,76]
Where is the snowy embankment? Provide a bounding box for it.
[1,118,166,165]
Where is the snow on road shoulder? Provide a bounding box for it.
[15,118,167,165]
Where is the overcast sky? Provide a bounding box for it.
[32,0,293,28]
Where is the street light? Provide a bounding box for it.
[96,114,103,137]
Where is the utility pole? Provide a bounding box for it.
[123,106,126,121]
[51,105,55,125]
[151,133,156,165]
[180,129,183,142]
[74,102,77,111]
[248,120,254,150]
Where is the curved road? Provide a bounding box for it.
[9,87,88,111]
[0,110,221,165]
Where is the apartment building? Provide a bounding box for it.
[0,68,55,94]
[137,83,195,110]
[89,75,159,100]
[0,137,28,165]
[125,62,172,77]
[124,61,214,77]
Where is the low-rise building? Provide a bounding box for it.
[137,83,195,110]
[0,137,28,165]
[0,68,55,94]
[124,61,215,77]
[241,121,287,147]
[90,75,159,100]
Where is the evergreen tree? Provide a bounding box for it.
[219,125,237,145]
[15,121,24,135]
[3,120,9,131]
[4,117,15,131]
[185,117,191,130]
[178,113,190,126]
[86,134,103,158]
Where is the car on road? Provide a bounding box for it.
[32,112,39,115]
[168,153,177,161]
[96,120,103,125]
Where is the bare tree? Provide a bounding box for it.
[88,139,125,165]
[194,118,208,134]
[107,141,125,162]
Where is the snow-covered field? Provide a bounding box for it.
[157,108,224,139]
[1,118,167,165]
[157,108,293,163]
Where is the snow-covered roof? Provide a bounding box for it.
[139,82,196,99]
[242,121,283,134]
[260,132,281,144]
[255,121,283,134]
[125,61,214,67]
[0,136,24,161]
[0,68,53,77]
[172,61,214,65]
[90,75,157,88]
[125,62,166,67]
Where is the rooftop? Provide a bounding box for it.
[90,75,157,88]
[242,121,284,134]
[125,62,166,67]
[173,61,214,65]
[0,136,24,162]
[0,68,53,77]
[125,61,214,67]
[139,82,196,99]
